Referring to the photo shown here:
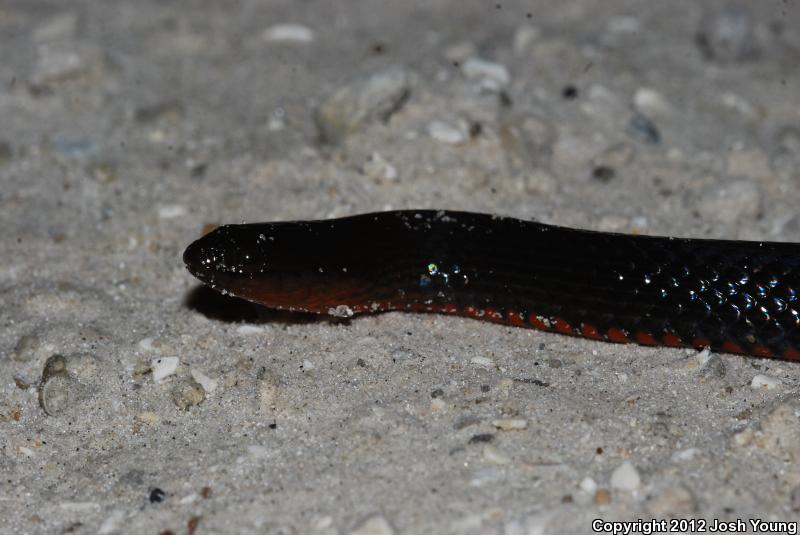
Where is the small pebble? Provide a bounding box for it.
[13,334,41,362]
[428,120,465,144]
[430,398,446,412]
[179,494,199,505]
[593,489,612,505]
[236,325,265,335]
[610,461,641,491]
[751,374,780,390]
[579,476,597,493]
[592,143,634,174]
[627,112,660,144]
[461,57,510,89]
[136,412,160,426]
[171,380,205,410]
[38,355,81,416]
[158,204,187,219]
[190,369,218,394]
[315,67,410,144]
[633,87,669,115]
[698,352,726,378]
[149,488,166,503]
[348,515,394,535]
[671,447,701,462]
[469,433,495,444]
[470,356,495,368]
[152,357,179,383]
[483,445,511,465]
[491,418,527,431]
[696,6,759,62]
[262,23,315,43]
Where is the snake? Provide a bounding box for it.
[183,210,800,360]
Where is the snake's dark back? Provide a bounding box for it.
[183,210,800,360]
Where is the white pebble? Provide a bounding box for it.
[157,204,187,219]
[579,476,597,493]
[610,461,641,491]
[179,493,199,505]
[236,324,264,335]
[348,515,394,535]
[191,368,218,393]
[470,356,495,368]
[671,447,701,462]
[492,418,528,431]
[483,444,511,465]
[461,57,510,87]
[328,304,354,318]
[694,347,712,366]
[262,24,315,43]
[18,446,35,458]
[633,87,669,114]
[751,374,781,390]
[428,120,464,144]
[152,357,179,383]
[301,359,315,371]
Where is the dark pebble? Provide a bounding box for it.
[592,165,616,182]
[431,388,444,398]
[468,433,495,444]
[627,112,661,144]
[562,85,578,100]
[149,487,166,503]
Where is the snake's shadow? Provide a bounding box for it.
[184,285,328,326]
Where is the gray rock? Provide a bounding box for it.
[171,379,206,411]
[315,68,411,144]
[38,355,85,416]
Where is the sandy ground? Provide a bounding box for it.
[3,1,800,533]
